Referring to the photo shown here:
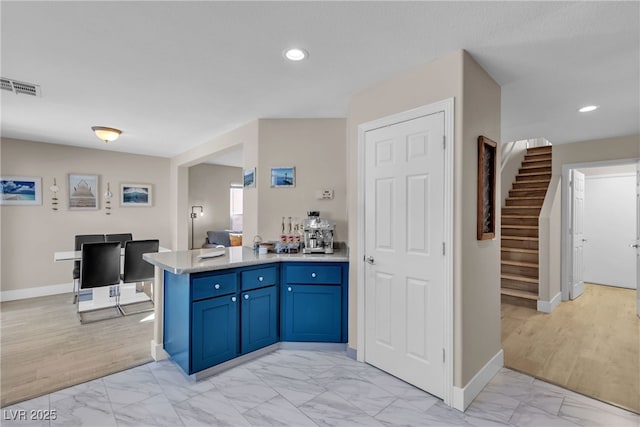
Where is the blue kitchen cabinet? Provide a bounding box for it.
[280,262,348,342]
[192,293,238,372]
[241,285,279,354]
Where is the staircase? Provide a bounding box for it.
[501,145,552,308]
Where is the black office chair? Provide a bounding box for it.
[119,239,159,315]
[73,234,105,303]
[78,241,122,323]
[105,233,133,245]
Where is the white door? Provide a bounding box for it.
[364,112,445,397]
[583,174,637,289]
[570,169,585,299]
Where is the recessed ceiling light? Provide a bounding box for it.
[578,105,598,113]
[284,48,308,61]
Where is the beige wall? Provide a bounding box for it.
[346,50,502,388]
[172,121,259,249]
[256,119,347,242]
[552,134,640,174]
[0,138,171,294]
[500,140,528,207]
[171,119,347,247]
[188,164,242,248]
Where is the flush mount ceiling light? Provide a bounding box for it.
[284,48,308,61]
[91,126,122,143]
[578,105,598,113]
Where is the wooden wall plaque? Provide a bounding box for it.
[477,136,497,240]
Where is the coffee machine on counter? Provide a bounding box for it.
[302,211,335,254]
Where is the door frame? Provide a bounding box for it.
[356,98,454,407]
[561,158,639,301]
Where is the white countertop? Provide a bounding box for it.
[143,246,349,275]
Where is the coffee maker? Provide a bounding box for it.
[302,211,335,254]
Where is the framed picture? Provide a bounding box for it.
[0,176,42,205]
[121,183,152,206]
[271,167,295,188]
[243,168,256,188]
[477,136,497,240]
[69,174,98,210]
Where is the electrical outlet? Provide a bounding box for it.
[321,189,334,199]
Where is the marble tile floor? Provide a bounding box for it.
[2,349,638,427]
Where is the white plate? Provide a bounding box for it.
[197,250,225,259]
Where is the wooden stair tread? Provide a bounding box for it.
[502,260,539,268]
[513,179,550,185]
[502,225,537,229]
[501,288,538,300]
[517,172,551,177]
[501,215,537,218]
[501,273,538,284]
[502,236,538,241]
[503,205,544,209]
[506,196,545,201]
[502,247,538,254]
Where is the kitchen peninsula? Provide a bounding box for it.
[144,246,348,378]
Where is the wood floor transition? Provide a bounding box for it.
[502,283,640,413]
[0,293,153,407]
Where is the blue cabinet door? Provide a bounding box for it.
[192,294,238,372]
[282,284,341,342]
[241,286,278,354]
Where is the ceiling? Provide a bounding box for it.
[1,2,638,166]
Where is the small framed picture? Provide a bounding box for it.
[271,167,295,188]
[243,168,256,188]
[121,183,152,206]
[0,176,42,205]
[69,174,99,210]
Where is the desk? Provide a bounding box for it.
[54,247,170,312]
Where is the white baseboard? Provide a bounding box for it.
[537,292,561,313]
[452,349,503,411]
[150,340,169,361]
[0,282,72,302]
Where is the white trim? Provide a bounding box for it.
[356,98,455,407]
[451,349,504,411]
[537,292,561,313]
[151,340,169,361]
[561,157,640,301]
[0,282,72,302]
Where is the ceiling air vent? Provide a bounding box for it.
[0,77,41,96]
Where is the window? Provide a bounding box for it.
[230,184,243,231]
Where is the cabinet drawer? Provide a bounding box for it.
[285,265,341,284]
[192,272,237,301]
[241,265,278,291]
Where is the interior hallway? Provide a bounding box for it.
[502,283,640,413]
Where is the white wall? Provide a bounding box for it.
[0,138,172,298]
[583,173,637,289]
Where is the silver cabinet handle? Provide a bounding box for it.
[258,276,264,282]
[287,287,292,292]
[311,272,317,278]
[366,256,375,265]
[214,283,220,290]
[244,294,249,300]
[231,296,237,302]
[630,244,640,248]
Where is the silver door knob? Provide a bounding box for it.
[258,276,264,282]
[311,272,317,278]
[244,294,249,300]
[214,283,220,289]
[288,287,292,292]
[366,256,375,265]
[231,296,237,302]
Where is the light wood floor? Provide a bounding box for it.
[502,283,640,413]
[0,293,153,407]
